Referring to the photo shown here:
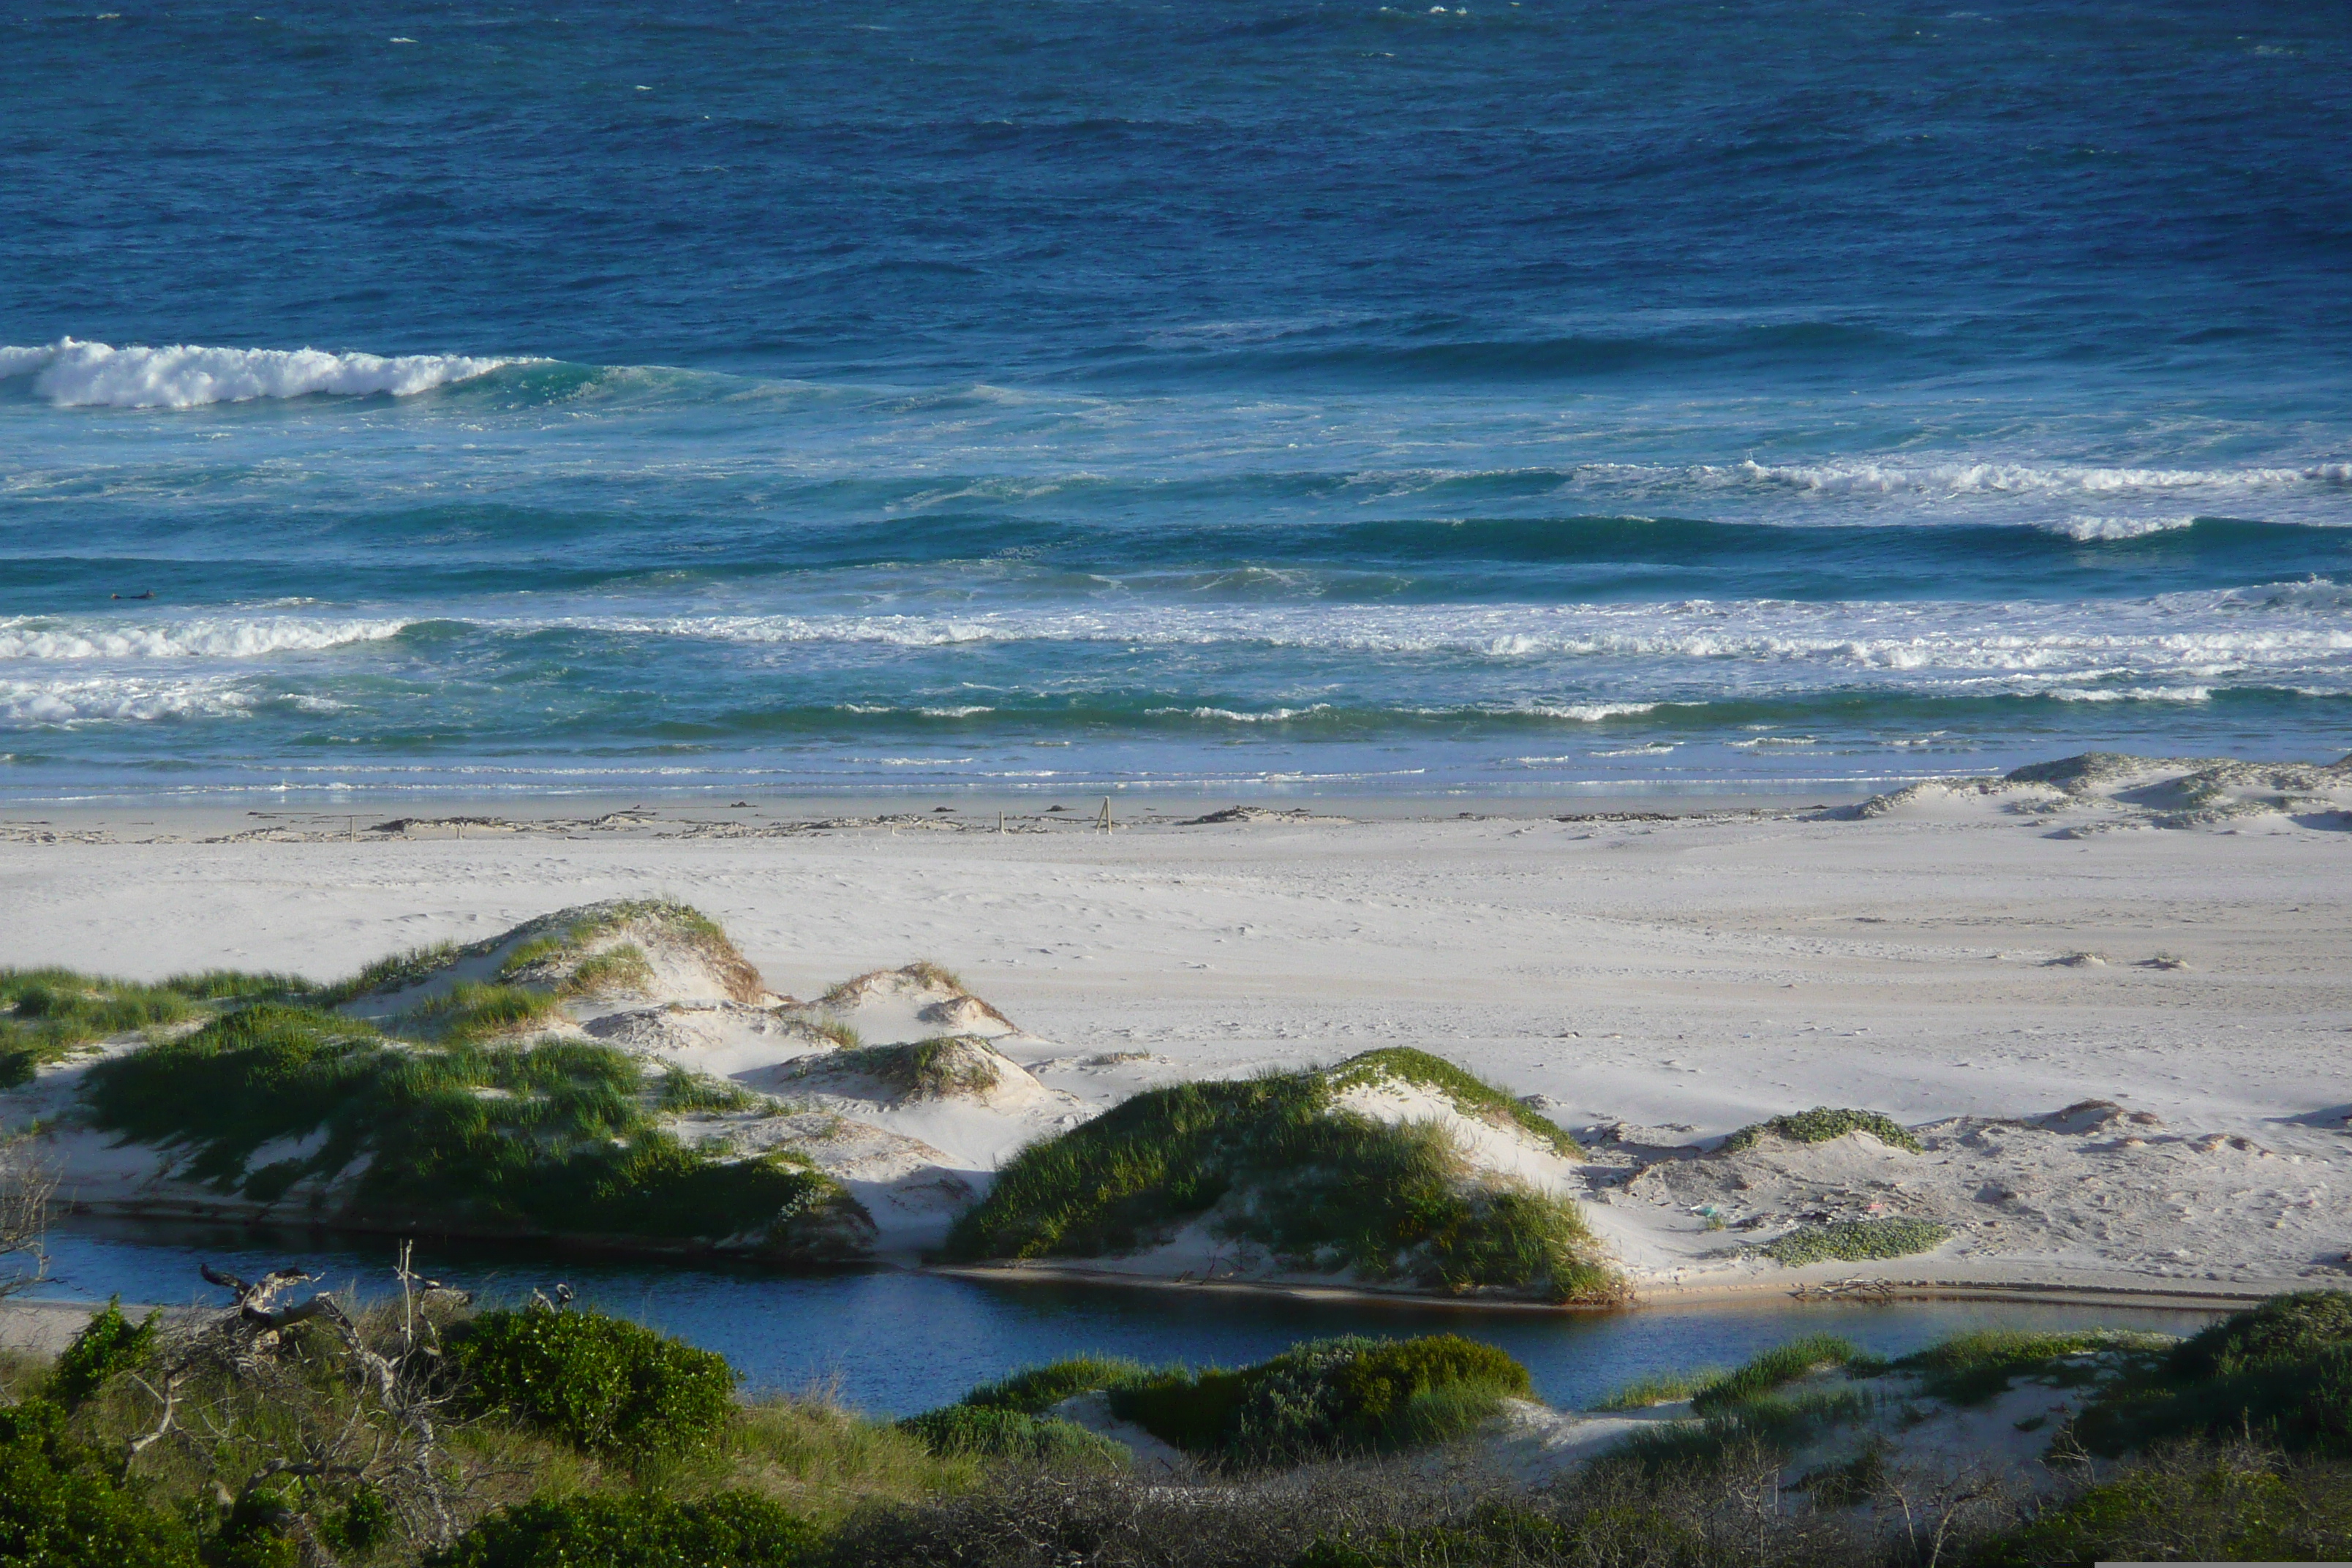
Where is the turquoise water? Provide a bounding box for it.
[1,0,2348,802]
[33,1226,2220,1416]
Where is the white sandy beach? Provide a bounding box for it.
[4,755,2349,1304]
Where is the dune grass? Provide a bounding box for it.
[957,1356,1150,1414]
[828,1039,999,1098]
[401,981,565,1044]
[1325,1046,1583,1158]
[1755,1216,1949,1266]
[1891,1327,2147,1405]
[894,1406,1129,1469]
[0,968,207,1086]
[941,1069,1618,1302]
[1689,1335,1866,1414]
[80,1003,858,1250]
[1591,1367,1727,1411]
[2071,1291,2352,1457]
[1721,1106,1924,1154]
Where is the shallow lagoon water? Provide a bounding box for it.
[34,1224,2220,1417]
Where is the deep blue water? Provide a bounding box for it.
[34,1225,2221,1416]
[1,0,2347,799]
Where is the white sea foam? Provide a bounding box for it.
[1735,459,2350,496]
[1156,704,1335,723]
[0,339,515,408]
[2048,515,2198,541]
[0,617,408,660]
[0,676,255,725]
[2044,685,2214,703]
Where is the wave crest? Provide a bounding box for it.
[0,338,516,408]
[0,617,410,660]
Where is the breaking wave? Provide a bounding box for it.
[0,617,410,660]
[0,339,516,408]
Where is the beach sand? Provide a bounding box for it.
[4,761,2348,1303]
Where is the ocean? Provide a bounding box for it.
[3,0,2347,802]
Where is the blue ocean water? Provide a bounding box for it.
[2,0,2347,800]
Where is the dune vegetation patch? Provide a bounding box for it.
[1325,1046,1583,1158]
[821,1037,1002,1099]
[1721,1107,1923,1155]
[400,981,566,1045]
[942,1067,1619,1302]
[894,1406,1129,1469]
[80,1003,863,1254]
[2072,1290,2352,1456]
[1754,1216,1948,1265]
[1,969,197,1086]
[911,1334,1528,1473]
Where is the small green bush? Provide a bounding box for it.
[1970,1445,2352,1566]
[1722,1107,1923,1155]
[1754,1217,1948,1266]
[2073,1293,2352,1456]
[2172,1290,2352,1380]
[50,1297,159,1409]
[430,1490,822,1568]
[0,1398,197,1568]
[958,1356,1150,1414]
[895,1406,1129,1469]
[453,1308,737,1457]
[1109,1334,1530,1469]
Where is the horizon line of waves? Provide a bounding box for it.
[1733,459,2352,497]
[0,339,524,409]
[0,615,411,660]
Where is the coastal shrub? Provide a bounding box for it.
[943,1071,1618,1302]
[1755,1217,1948,1266]
[50,1297,159,1409]
[453,1307,737,1456]
[2171,1289,2352,1380]
[0,1398,198,1568]
[1325,1047,1583,1158]
[2073,1294,2352,1456]
[82,1004,857,1249]
[957,1355,1151,1414]
[1689,1335,1862,1414]
[1722,1107,1923,1155]
[1970,1444,2352,1567]
[1108,1335,1530,1468]
[430,1491,822,1568]
[896,1406,1129,1469]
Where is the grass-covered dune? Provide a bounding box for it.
[943,1047,1620,1303]
[79,1001,869,1257]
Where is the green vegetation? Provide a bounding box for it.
[1591,1367,1727,1411]
[0,968,200,1086]
[943,1067,1618,1302]
[157,970,314,1002]
[1755,1216,1949,1266]
[431,1491,822,1568]
[50,1297,159,1409]
[956,1355,1149,1414]
[1326,1047,1583,1158]
[829,1038,1000,1098]
[1108,1335,1532,1469]
[312,941,463,1008]
[810,1019,860,1049]
[0,1398,198,1568]
[1689,1335,1864,1414]
[402,981,565,1044]
[2073,1290,2352,1456]
[82,1003,862,1252]
[1890,1327,2150,1405]
[894,1406,1128,1469]
[1721,1107,1923,1154]
[1971,1444,2352,1567]
[455,1308,737,1457]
